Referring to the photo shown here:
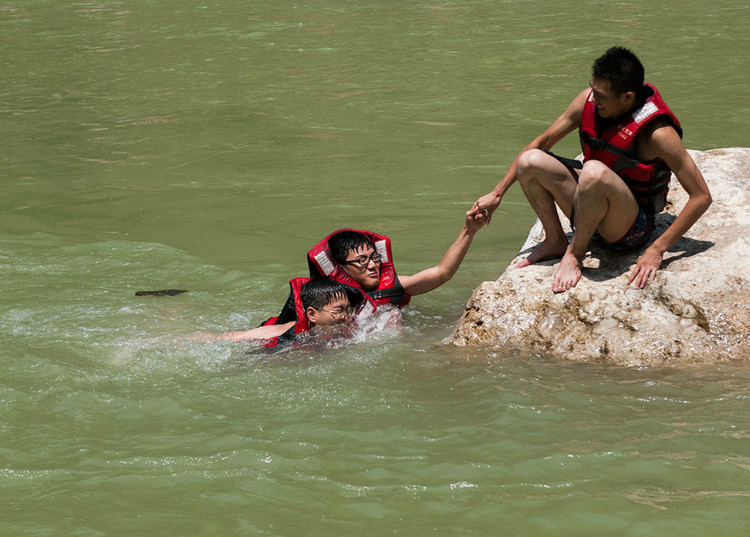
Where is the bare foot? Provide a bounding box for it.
[552,252,582,293]
[516,239,568,268]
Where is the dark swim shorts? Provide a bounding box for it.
[601,205,656,251]
[570,204,655,252]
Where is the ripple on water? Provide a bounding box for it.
[4,236,750,536]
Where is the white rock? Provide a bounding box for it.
[446,148,750,366]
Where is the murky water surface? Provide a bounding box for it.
[2,1,749,535]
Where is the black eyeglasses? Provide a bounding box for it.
[314,307,352,319]
[341,253,382,269]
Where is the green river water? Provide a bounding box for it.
[2,1,750,535]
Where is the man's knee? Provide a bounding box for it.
[517,149,550,180]
[578,160,616,193]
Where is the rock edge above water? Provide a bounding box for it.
[446,148,750,366]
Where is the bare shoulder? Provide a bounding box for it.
[538,88,591,147]
[644,117,680,138]
[638,119,709,194]
[573,87,592,105]
[637,118,685,162]
[565,88,592,122]
[397,273,415,292]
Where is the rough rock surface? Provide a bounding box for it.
[446,148,750,366]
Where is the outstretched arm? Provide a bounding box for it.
[398,209,486,297]
[470,88,589,224]
[192,321,295,343]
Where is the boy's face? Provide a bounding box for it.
[306,295,352,327]
[341,245,381,291]
[590,77,634,119]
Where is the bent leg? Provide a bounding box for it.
[553,160,639,293]
[516,149,579,268]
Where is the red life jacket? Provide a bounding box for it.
[307,229,410,310]
[259,276,365,349]
[260,277,311,348]
[579,83,682,211]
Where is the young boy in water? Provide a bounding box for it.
[217,277,358,344]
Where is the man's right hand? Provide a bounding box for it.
[471,192,502,225]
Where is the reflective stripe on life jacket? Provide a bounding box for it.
[307,229,410,310]
[579,83,682,210]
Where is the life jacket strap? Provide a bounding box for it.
[368,282,406,303]
[545,151,583,170]
[579,130,642,172]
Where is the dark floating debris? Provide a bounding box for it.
[135,289,188,297]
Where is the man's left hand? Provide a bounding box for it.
[627,248,663,289]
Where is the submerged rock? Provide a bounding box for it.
[446,148,750,366]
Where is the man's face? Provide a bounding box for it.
[590,78,634,119]
[307,295,352,327]
[341,245,381,292]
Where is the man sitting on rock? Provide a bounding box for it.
[471,46,712,293]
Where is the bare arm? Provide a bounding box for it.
[471,88,590,224]
[628,125,712,288]
[398,209,486,297]
[215,321,295,342]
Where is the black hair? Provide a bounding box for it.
[591,46,645,95]
[328,230,374,265]
[300,277,351,310]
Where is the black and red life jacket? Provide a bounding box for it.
[307,229,410,311]
[260,276,365,348]
[260,277,311,348]
[579,83,682,211]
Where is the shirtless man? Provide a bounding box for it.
[472,47,711,293]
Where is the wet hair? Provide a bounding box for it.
[300,277,350,310]
[591,47,645,95]
[328,230,374,265]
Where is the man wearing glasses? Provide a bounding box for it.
[307,209,486,311]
